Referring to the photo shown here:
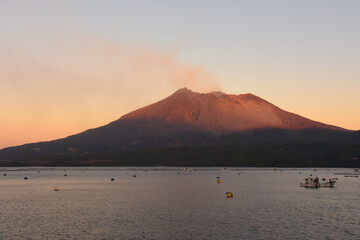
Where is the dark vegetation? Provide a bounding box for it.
[1,129,359,167]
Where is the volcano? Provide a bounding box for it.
[120,87,343,132]
[1,88,359,167]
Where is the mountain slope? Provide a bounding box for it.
[120,88,344,132]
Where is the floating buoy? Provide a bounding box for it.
[24,177,28,180]
[111,178,115,181]
[54,187,60,191]
[64,174,67,177]
[3,173,6,176]
[133,175,136,178]
[226,192,233,198]
[216,176,220,179]
[299,172,301,174]
[322,178,326,181]
[217,180,222,183]
[310,174,313,176]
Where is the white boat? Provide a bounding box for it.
[300,177,336,188]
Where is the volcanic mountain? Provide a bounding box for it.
[120,87,343,133]
[1,88,359,166]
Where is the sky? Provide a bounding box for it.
[1,0,359,149]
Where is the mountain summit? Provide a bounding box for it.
[119,87,343,133]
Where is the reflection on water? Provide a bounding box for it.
[0,167,359,240]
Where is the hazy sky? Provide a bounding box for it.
[1,0,359,149]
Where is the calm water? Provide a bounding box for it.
[0,167,359,240]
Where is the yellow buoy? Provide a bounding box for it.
[217,180,222,183]
[54,187,60,191]
[226,192,233,198]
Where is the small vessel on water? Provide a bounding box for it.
[300,177,337,188]
[226,192,233,198]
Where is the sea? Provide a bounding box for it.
[0,167,359,240]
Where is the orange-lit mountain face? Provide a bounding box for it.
[120,88,344,133]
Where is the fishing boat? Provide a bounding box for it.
[300,177,337,188]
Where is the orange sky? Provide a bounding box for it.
[0,37,221,149]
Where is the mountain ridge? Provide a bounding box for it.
[119,87,345,133]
